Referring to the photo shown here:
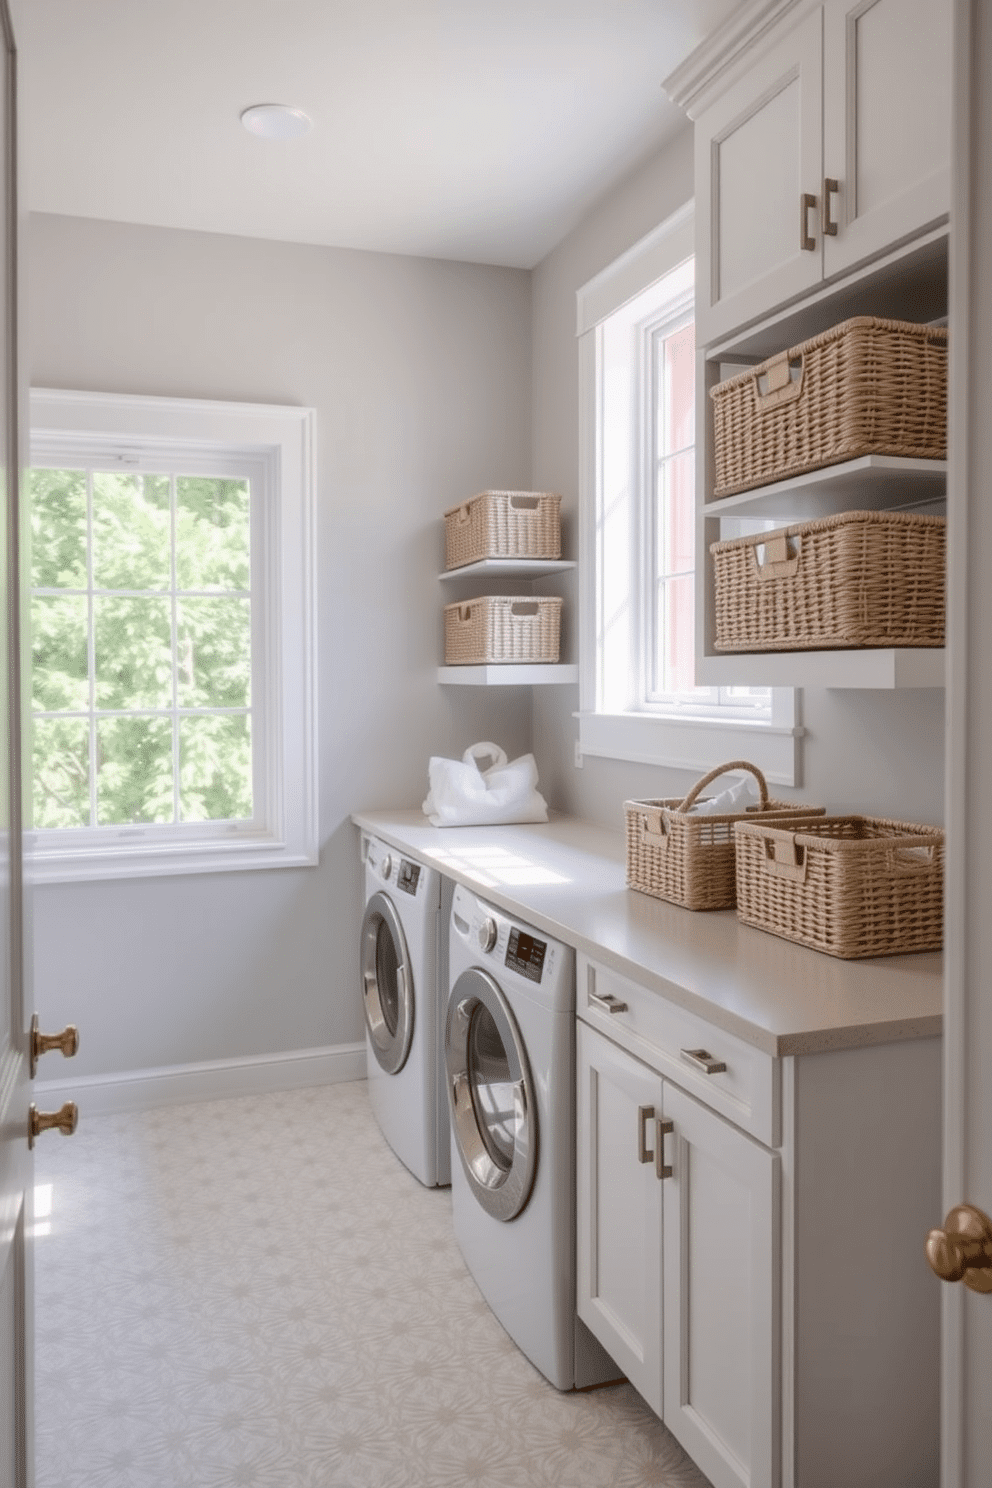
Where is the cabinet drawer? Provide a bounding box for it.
[577,954,779,1147]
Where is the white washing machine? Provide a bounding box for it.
[445,882,620,1391]
[360,834,451,1187]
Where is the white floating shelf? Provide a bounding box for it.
[703,456,947,521]
[439,558,576,581]
[437,664,579,686]
[696,648,944,690]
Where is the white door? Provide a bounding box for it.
[662,1083,779,1488]
[575,1020,664,1414]
[0,1,27,1482]
[940,1,992,1480]
[822,0,952,277]
[694,6,823,346]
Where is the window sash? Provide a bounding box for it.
[30,461,261,833]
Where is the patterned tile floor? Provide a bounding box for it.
[35,1081,711,1488]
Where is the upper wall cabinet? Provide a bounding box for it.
[668,0,951,348]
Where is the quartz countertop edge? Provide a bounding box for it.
[351,809,943,1059]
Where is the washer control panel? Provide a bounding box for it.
[505,926,547,984]
[397,859,421,896]
[450,882,563,991]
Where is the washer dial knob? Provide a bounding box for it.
[478,917,498,954]
[381,854,392,880]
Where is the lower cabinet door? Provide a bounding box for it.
[576,1020,664,1414]
[662,1081,780,1488]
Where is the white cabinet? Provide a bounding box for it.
[575,952,941,1488]
[576,1004,779,1488]
[576,1021,664,1412]
[693,7,823,346]
[683,0,951,345]
[821,0,951,280]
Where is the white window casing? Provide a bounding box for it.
[26,389,318,882]
[575,205,803,788]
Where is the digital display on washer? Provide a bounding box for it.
[505,927,547,983]
[397,859,421,895]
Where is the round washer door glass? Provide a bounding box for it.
[361,891,414,1075]
[446,966,537,1222]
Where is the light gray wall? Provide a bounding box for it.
[28,213,534,1076]
[529,130,946,831]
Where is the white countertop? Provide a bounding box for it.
[352,809,943,1058]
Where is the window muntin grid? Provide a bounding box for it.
[30,465,255,830]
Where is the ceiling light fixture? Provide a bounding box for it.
[240,104,312,141]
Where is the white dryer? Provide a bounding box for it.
[445,883,620,1391]
[360,834,451,1187]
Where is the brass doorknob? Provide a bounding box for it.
[926,1204,992,1293]
[30,1013,79,1078]
[28,1101,78,1150]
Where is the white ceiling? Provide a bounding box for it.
[17,0,737,269]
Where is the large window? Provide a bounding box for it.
[576,205,800,783]
[27,391,318,881]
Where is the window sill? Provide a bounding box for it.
[24,830,319,885]
[574,709,803,787]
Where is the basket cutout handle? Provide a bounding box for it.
[455,603,475,624]
[889,843,938,874]
[754,350,805,410]
[752,533,801,582]
[755,827,809,883]
[639,806,671,851]
[677,760,769,815]
[455,503,472,524]
[508,494,540,511]
[509,601,540,618]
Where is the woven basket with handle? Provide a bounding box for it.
[734,815,944,958]
[624,761,825,912]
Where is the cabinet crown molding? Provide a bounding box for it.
[663,0,808,116]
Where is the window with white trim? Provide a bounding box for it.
[576,206,800,784]
[26,390,318,881]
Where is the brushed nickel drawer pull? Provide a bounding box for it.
[589,990,628,1015]
[800,191,818,251]
[680,1047,727,1076]
[637,1104,655,1164]
[655,1116,674,1180]
[823,177,839,235]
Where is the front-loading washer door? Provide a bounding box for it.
[361,891,414,1075]
[446,967,537,1222]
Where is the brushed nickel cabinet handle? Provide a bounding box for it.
[655,1116,674,1180]
[823,177,839,235]
[800,192,818,251]
[637,1104,655,1164]
[680,1047,727,1076]
[589,990,628,1015]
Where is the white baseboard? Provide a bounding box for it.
[33,1042,367,1117]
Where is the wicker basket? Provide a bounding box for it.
[444,491,562,570]
[624,762,825,911]
[444,595,562,665]
[710,317,947,498]
[710,510,946,652]
[734,815,944,958]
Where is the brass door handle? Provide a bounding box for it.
[30,1013,79,1078]
[926,1204,992,1293]
[29,1101,78,1149]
